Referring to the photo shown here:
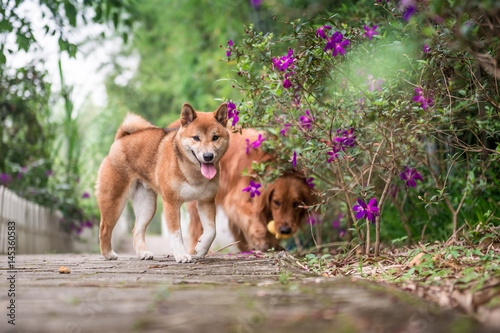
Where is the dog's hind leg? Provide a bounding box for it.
[97,158,131,260]
[193,200,216,259]
[132,182,157,260]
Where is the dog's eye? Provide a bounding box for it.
[192,136,200,142]
[212,135,219,141]
[274,200,281,207]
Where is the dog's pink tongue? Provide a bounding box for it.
[201,163,217,179]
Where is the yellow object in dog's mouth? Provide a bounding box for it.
[267,220,293,240]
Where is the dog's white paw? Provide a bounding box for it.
[192,253,205,260]
[174,253,192,263]
[194,232,215,259]
[138,250,154,260]
[194,245,209,259]
[103,251,118,260]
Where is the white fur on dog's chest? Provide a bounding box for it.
[179,180,218,201]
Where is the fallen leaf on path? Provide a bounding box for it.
[59,266,70,274]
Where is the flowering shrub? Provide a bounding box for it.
[225,0,500,254]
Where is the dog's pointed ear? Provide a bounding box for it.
[213,102,228,127]
[181,103,197,127]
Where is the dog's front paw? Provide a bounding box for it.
[174,253,192,263]
[138,250,154,260]
[103,251,118,260]
[194,244,210,259]
[192,252,205,260]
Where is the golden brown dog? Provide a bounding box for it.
[187,129,315,252]
[95,103,229,263]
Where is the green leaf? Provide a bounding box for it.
[64,1,77,26]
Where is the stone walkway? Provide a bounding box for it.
[0,252,496,333]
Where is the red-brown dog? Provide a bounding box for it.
[187,129,315,252]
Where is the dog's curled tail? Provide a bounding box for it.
[115,113,156,141]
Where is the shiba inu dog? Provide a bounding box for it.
[95,103,229,263]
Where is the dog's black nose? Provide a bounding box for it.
[279,225,291,234]
[203,153,214,162]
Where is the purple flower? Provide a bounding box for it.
[242,180,262,197]
[412,87,434,111]
[353,198,380,223]
[227,100,236,112]
[327,31,343,44]
[363,25,379,40]
[82,192,90,199]
[401,0,417,21]
[283,77,292,89]
[403,6,416,21]
[399,166,423,188]
[316,25,332,39]
[245,134,266,154]
[228,100,239,126]
[294,92,301,107]
[331,134,345,153]
[250,0,262,8]
[1,173,13,185]
[327,148,339,162]
[305,177,315,188]
[324,32,350,56]
[45,170,53,177]
[280,124,290,136]
[273,49,294,71]
[292,151,297,168]
[226,40,233,57]
[230,111,239,126]
[423,44,430,53]
[83,220,93,228]
[366,75,384,92]
[299,110,315,130]
[339,229,346,238]
[251,134,265,149]
[341,128,356,148]
[332,214,344,229]
[245,139,251,154]
[306,213,321,225]
[332,39,350,57]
